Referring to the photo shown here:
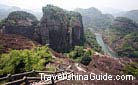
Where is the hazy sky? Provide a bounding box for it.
[0,0,138,11]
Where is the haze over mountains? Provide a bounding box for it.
[0,4,42,20]
[74,7,114,31]
[1,3,138,29]
[0,3,138,21]
[115,10,138,23]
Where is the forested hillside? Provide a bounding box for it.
[103,17,138,57]
[84,29,102,52]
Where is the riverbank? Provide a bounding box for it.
[95,33,117,57]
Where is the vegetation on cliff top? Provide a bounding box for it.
[7,11,37,21]
[0,11,38,26]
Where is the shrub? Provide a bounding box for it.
[124,62,138,79]
[80,56,92,66]
[68,46,92,65]
[0,45,52,75]
[68,46,84,59]
[84,49,93,57]
[130,51,138,58]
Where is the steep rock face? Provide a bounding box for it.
[2,11,39,40]
[67,11,84,47]
[1,6,84,52]
[40,5,70,52]
[40,5,84,52]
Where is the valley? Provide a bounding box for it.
[0,2,138,85]
[95,33,116,57]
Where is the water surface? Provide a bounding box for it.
[95,33,116,57]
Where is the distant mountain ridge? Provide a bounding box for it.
[115,10,138,23]
[100,7,124,14]
[0,4,42,20]
[0,4,21,20]
[74,7,114,31]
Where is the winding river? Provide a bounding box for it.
[95,33,117,57]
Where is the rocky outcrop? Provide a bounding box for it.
[2,11,39,40]
[40,5,69,52]
[40,5,84,52]
[67,11,84,47]
[1,5,84,52]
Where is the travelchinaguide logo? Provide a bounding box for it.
[39,72,135,81]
